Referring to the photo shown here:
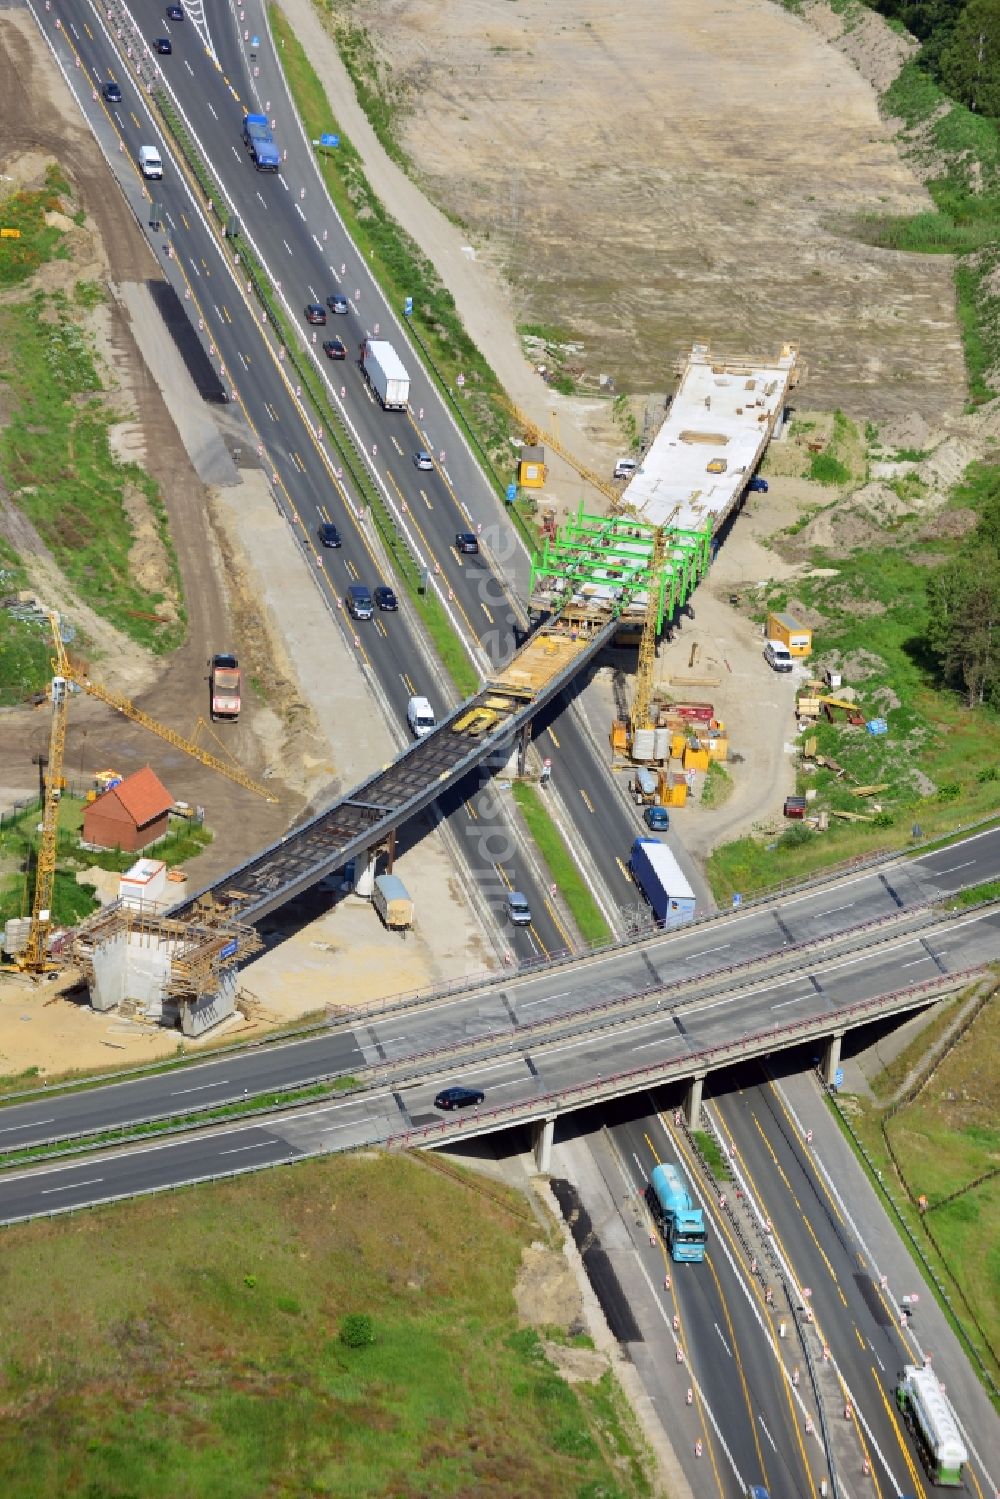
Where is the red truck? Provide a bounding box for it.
[210,653,241,721]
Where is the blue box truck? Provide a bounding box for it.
[242,112,280,171]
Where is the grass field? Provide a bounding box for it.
[841,983,1000,1391]
[0,1153,652,1497]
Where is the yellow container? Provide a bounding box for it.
[670,731,687,761]
[704,735,729,762]
[682,743,710,772]
[767,612,812,657]
[659,773,688,808]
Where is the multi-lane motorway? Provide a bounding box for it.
[0,828,996,1222]
[33,0,658,961]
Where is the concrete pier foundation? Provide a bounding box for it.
[532,1115,555,1173]
[180,967,238,1037]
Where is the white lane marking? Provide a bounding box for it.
[282,238,293,255]
[219,1141,272,1156]
[817,902,855,915]
[184,59,194,76]
[520,991,570,1008]
[869,1340,885,1373]
[758,1415,777,1452]
[937,860,975,874]
[171,1080,229,1096]
[901,957,932,967]
[632,1151,649,1185]
[207,102,218,119]
[294,203,306,221]
[41,1176,104,1195]
[687,944,730,960]
[771,995,813,1009]
[256,190,266,208]
[0,1118,55,1133]
[714,1322,733,1357]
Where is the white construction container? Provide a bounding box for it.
[373,873,414,929]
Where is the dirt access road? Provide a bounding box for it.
[0,13,295,882]
[315,0,964,430]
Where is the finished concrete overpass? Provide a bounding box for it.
[0,827,996,1223]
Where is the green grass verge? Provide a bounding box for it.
[0,185,184,655]
[834,983,1000,1395]
[0,536,52,705]
[0,1153,652,1496]
[693,1130,731,1182]
[511,782,612,948]
[700,761,733,808]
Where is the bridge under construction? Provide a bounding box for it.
[64,343,800,1032]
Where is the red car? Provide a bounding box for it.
[305,303,327,325]
[322,337,347,359]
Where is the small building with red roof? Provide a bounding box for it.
[82,766,174,853]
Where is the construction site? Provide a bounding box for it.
[1,342,803,1037]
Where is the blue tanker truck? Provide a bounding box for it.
[646,1162,706,1262]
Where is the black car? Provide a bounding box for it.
[455,532,479,555]
[166,4,184,18]
[319,522,341,548]
[103,80,123,103]
[154,36,172,54]
[374,584,398,612]
[322,336,347,360]
[434,1086,485,1112]
[305,303,327,326]
[327,293,349,314]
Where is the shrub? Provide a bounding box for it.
[340,1313,375,1348]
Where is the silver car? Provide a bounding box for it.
[507,891,532,927]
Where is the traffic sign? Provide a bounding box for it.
[505,482,517,505]
[251,35,260,48]
[319,132,340,149]
[834,1067,845,1088]
[403,296,413,316]
[732,892,742,908]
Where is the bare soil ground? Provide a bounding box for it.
[321,0,966,427]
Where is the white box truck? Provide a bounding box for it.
[360,339,409,411]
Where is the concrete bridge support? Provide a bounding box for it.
[822,1030,844,1088]
[180,967,238,1038]
[352,847,377,898]
[532,1116,555,1174]
[686,1073,705,1130]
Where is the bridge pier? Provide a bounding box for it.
[532,1116,555,1173]
[686,1073,705,1130]
[352,847,377,898]
[516,722,531,777]
[822,1030,844,1088]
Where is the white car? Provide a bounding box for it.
[614,457,637,480]
[413,450,434,471]
[507,891,532,927]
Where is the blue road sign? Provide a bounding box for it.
[834,1067,845,1088]
[319,132,340,149]
[403,296,413,316]
[251,36,260,48]
[506,482,517,504]
[732,892,742,908]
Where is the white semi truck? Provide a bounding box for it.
[359,339,410,411]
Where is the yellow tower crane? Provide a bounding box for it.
[10,612,277,975]
[500,397,624,511]
[19,668,70,974]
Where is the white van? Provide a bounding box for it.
[139,146,163,180]
[406,695,436,738]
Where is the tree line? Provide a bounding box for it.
[926,467,1000,710]
[871,0,1000,117]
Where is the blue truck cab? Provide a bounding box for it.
[242,112,280,171]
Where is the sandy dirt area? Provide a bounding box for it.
[314,0,965,430]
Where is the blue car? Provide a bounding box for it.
[748,476,769,493]
[643,805,670,831]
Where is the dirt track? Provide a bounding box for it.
[0,13,295,881]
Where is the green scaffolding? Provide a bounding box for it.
[529,506,712,632]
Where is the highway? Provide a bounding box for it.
[0,830,996,1222]
[708,1064,999,1498]
[39,0,657,954]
